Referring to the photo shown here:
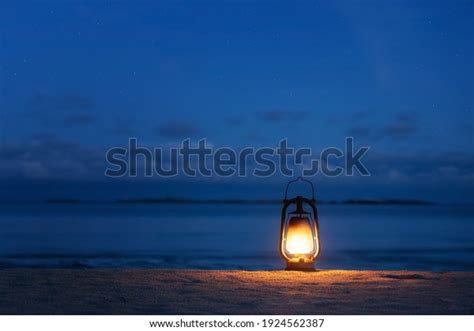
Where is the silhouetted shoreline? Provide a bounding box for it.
[114,197,434,205]
[40,197,435,205]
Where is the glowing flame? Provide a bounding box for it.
[285,217,314,255]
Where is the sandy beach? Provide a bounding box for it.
[0,269,472,314]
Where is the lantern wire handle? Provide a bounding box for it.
[284,176,315,201]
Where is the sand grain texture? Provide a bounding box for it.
[0,269,473,314]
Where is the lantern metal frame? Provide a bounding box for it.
[280,177,321,271]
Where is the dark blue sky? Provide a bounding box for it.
[0,1,473,202]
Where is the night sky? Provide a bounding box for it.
[0,1,473,202]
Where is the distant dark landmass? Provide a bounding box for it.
[341,199,433,205]
[39,198,438,206]
[44,199,81,204]
[115,197,281,205]
[112,197,434,206]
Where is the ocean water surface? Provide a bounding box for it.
[0,203,473,271]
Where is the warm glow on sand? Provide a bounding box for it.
[285,217,314,254]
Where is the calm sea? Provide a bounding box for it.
[0,203,473,270]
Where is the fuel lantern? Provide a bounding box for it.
[280,177,321,271]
